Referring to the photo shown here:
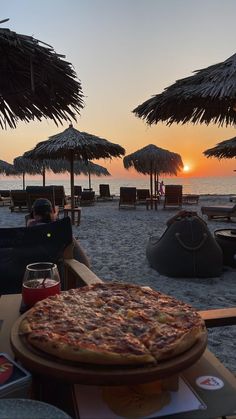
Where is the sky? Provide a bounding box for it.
[2,0,236,179]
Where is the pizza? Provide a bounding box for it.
[19,282,206,366]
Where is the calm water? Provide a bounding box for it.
[1,175,236,196]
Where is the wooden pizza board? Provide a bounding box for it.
[10,312,208,386]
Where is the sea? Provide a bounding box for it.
[1,175,236,196]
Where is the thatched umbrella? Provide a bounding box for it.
[123,144,183,198]
[133,53,236,127]
[14,156,109,189]
[0,19,83,129]
[204,137,236,160]
[0,159,17,175]
[75,161,110,189]
[24,124,125,222]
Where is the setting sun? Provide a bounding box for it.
[183,165,190,172]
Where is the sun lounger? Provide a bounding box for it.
[9,190,28,212]
[119,187,137,209]
[201,204,236,221]
[163,185,183,209]
[97,184,114,201]
[136,189,150,204]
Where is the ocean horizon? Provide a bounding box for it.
[1,175,236,196]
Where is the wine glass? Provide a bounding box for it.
[22,262,61,308]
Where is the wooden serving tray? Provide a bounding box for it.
[10,312,208,386]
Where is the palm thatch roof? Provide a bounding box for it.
[23,125,119,219]
[204,137,236,159]
[123,144,183,174]
[0,19,84,129]
[133,53,236,127]
[124,144,183,196]
[0,159,17,175]
[24,124,125,161]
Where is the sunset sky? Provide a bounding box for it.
[2,0,236,179]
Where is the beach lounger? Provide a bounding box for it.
[119,187,137,209]
[50,185,68,210]
[0,190,11,206]
[9,190,28,212]
[97,184,114,201]
[163,185,183,209]
[201,204,236,221]
[136,188,150,204]
[26,186,56,211]
[80,190,96,206]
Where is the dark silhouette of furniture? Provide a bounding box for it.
[26,186,56,211]
[80,191,95,206]
[119,187,137,209]
[97,184,114,201]
[0,217,94,295]
[136,189,150,205]
[201,204,236,221]
[50,185,68,210]
[163,185,183,209]
[182,194,199,205]
[64,205,81,226]
[10,190,28,212]
[0,190,11,206]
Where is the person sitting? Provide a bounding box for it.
[27,198,91,268]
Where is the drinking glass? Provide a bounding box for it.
[22,262,61,308]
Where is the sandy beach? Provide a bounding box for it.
[1,194,236,374]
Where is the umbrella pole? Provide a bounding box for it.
[42,166,46,186]
[88,170,91,189]
[23,172,25,190]
[70,153,75,225]
[150,166,153,209]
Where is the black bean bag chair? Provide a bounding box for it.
[146,214,223,278]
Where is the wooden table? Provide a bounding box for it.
[146,197,159,210]
[1,294,236,419]
[64,205,81,226]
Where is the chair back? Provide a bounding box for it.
[163,185,183,209]
[26,186,56,211]
[137,189,150,202]
[50,185,66,208]
[99,184,111,198]
[119,187,137,208]
[0,217,73,294]
[0,190,10,198]
[80,191,95,205]
[10,190,28,211]
[74,185,82,197]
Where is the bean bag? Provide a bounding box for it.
[146,214,223,278]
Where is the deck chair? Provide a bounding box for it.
[74,185,82,198]
[0,217,101,295]
[50,185,68,210]
[26,186,56,211]
[0,190,11,206]
[136,189,150,204]
[80,190,95,206]
[9,190,28,212]
[119,187,137,209]
[97,184,114,201]
[201,204,236,221]
[163,185,183,209]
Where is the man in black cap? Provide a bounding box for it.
[27,198,90,267]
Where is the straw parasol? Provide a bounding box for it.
[123,144,183,197]
[0,19,84,129]
[14,156,109,190]
[24,124,125,221]
[133,53,236,127]
[0,159,17,175]
[204,137,236,160]
[75,161,110,189]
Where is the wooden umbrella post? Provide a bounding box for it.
[150,163,153,209]
[42,165,46,187]
[70,152,75,225]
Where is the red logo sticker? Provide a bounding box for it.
[196,375,224,390]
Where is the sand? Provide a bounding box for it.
[1,194,236,373]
